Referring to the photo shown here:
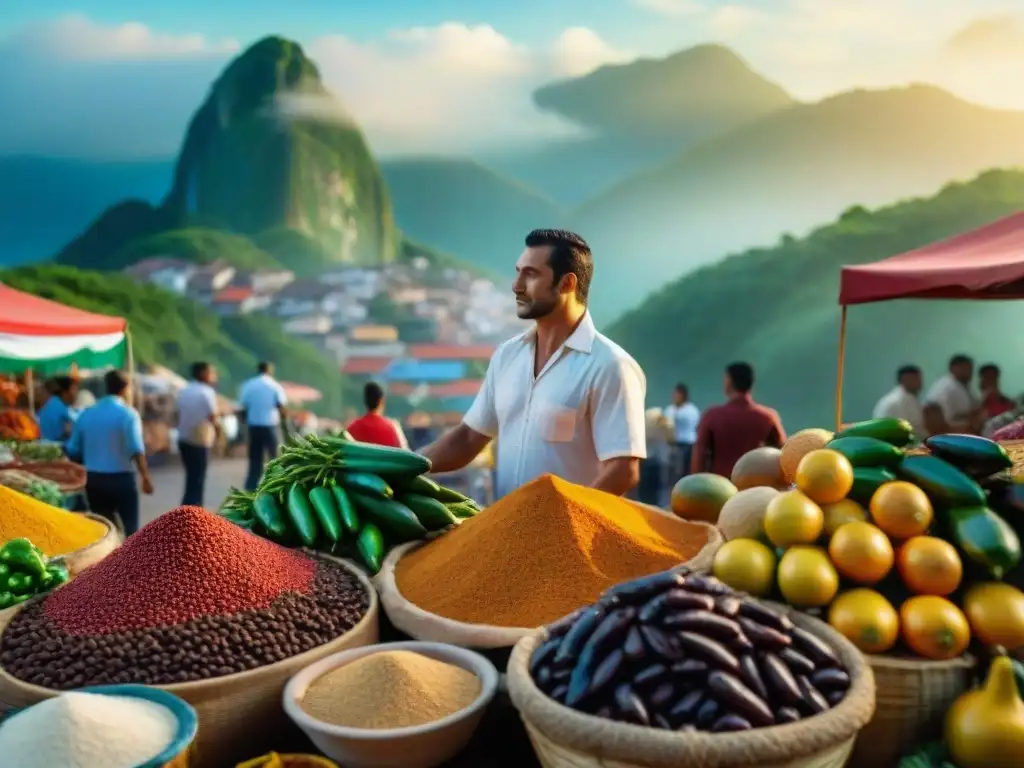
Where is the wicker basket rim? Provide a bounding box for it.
[506,606,876,768]
[0,554,378,696]
[377,511,724,641]
[865,651,976,670]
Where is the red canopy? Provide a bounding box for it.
[0,283,127,336]
[839,211,1024,305]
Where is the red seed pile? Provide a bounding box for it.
[44,505,316,634]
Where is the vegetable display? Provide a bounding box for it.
[2,441,66,463]
[529,568,852,731]
[0,411,39,442]
[219,433,480,574]
[0,469,63,506]
[709,421,1024,660]
[0,537,69,609]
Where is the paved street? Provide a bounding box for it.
[140,457,248,526]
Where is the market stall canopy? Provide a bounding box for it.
[0,284,128,374]
[280,381,322,405]
[839,211,1024,305]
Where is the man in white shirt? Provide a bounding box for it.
[176,361,220,507]
[664,383,701,485]
[924,354,982,435]
[872,364,925,437]
[238,361,289,490]
[420,229,647,498]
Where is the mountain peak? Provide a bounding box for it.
[533,43,794,138]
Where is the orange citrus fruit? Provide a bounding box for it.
[777,546,839,608]
[822,498,868,536]
[763,490,824,547]
[795,449,854,504]
[962,582,1024,649]
[900,595,971,660]
[869,481,934,539]
[828,588,900,653]
[896,536,962,596]
[828,520,894,585]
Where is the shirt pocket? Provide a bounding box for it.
[540,402,579,443]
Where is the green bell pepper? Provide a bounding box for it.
[6,572,35,595]
[0,538,47,578]
[0,563,9,579]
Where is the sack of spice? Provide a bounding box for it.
[376,474,722,649]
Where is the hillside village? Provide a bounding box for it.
[123,255,522,420]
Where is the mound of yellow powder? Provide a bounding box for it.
[0,485,106,556]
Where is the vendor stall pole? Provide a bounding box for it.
[125,326,135,408]
[25,369,34,413]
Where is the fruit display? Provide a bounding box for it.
[219,432,480,574]
[710,419,1024,660]
[730,447,786,490]
[0,411,39,442]
[528,569,853,731]
[669,473,737,523]
[0,537,69,609]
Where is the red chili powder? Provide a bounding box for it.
[45,506,315,634]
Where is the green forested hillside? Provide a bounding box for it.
[0,265,352,415]
[607,169,1024,430]
[574,86,1024,321]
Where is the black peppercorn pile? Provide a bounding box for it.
[0,562,369,689]
[529,569,853,733]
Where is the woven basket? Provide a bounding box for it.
[848,653,976,767]
[506,609,876,768]
[61,512,123,576]
[375,507,723,650]
[0,555,380,768]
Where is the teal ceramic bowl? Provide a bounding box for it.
[3,684,198,767]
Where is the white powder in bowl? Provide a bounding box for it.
[0,691,179,768]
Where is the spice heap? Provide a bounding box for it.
[0,506,369,687]
[0,484,106,556]
[302,650,481,730]
[395,474,710,627]
[0,691,178,768]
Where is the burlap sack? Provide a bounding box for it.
[0,556,379,768]
[375,508,723,650]
[506,607,876,768]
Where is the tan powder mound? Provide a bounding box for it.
[301,650,481,730]
[395,474,710,628]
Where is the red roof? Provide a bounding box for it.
[342,357,391,375]
[388,382,415,396]
[431,379,484,398]
[407,343,495,361]
[280,381,322,404]
[0,283,127,336]
[840,211,1024,305]
[213,286,254,304]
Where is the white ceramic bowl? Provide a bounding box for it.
[283,641,499,768]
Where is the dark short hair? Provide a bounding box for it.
[51,375,76,395]
[897,365,921,382]
[726,362,754,393]
[949,354,973,368]
[104,369,129,396]
[364,381,385,411]
[674,383,689,397]
[191,361,211,380]
[525,229,593,304]
[257,361,272,374]
[980,363,1001,376]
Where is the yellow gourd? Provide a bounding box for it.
[945,656,1024,768]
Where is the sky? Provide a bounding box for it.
[1,0,1023,158]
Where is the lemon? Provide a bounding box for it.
[712,538,777,597]
[778,545,839,608]
[822,498,867,536]
[763,490,824,547]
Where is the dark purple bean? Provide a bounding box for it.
[684,574,734,596]
[826,690,846,707]
[712,714,753,732]
[546,608,586,639]
[810,667,851,692]
[760,653,802,706]
[639,625,682,661]
[707,671,774,727]
[737,617,792,651]
[695,698,721,729]
[614,684,650,725]
[668,690,704,724]
[623,625,646,661]
[790,626,840,668]
[714,596,742,617]
[565,609,635,707]
[535,665,553,690]
[634,663,670,688]
[662,611,743,642]
[639,589,714,622]
[638,593,670,623]
[778,647,815,677]
[604,571,685,604]
[797,676,830,715]
[738,600,793,632]
[649,682,676,710]
[530,636,561,675]
[730,633,755,653]
[554,605,605,664]
[588,649,625,697]
[552,667,571,682]
[670,658,709,681]
[739,654,769,701]
[550,684,568,702]
[775,707,801,724]
[652,714,673,730]
[675,632,741,674]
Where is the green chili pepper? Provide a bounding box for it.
[0,592,12,610]
[0,539,48,578]
[10,594,30,606]
[6,572,35,595]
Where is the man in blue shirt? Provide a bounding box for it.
[37,375,79,443]
[238,361,289,490]
[67,369,154,535]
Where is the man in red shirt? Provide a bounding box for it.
[691,362,786,477]
[346,382,409,448]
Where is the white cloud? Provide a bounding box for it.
[632,0,704,17]
[550,28,632,78]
